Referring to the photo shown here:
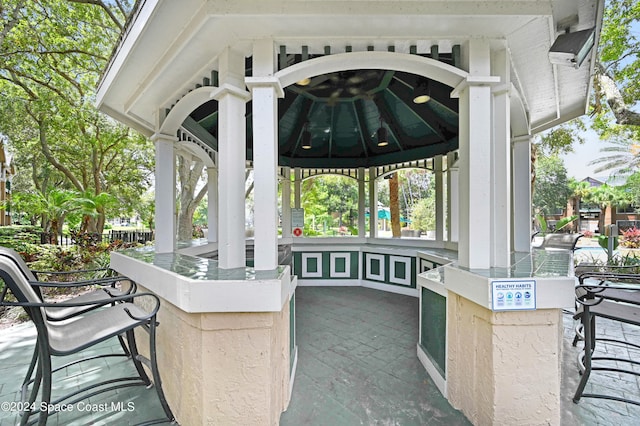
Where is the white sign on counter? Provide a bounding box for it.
[491,280,536,311]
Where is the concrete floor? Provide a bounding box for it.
[281,286,470,425]
[1,286,640,425]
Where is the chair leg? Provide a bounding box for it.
[20,354,42,426]
[37,346,52,426]
[22,337,39,389]
[126,329,151,385]
[117,333,131,357]
[148,318,175,422]
[573,311,594,403]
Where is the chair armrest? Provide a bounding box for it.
[28,277,137,296]
[578,271,640,284]
[31,267,112,275]
[1,292,160,316]
[29,276,132,288]
[576,281,640,307]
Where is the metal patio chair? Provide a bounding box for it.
[533,233,583,251]
[0,256,174,425]
[573,271,640,406]
[0,247,137,391]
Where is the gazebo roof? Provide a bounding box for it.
[187,65,459,169]
[96,0,602,169]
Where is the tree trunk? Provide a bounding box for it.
[389,173,401,237]
[596,64,640,126]
[177,154,206,241]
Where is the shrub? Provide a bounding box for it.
[621,227,640,248]
[0,225,42,252]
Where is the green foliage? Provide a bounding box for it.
[598,235,619,250]
[0,1,153,233]
[584,183,633,211]
[623,172,640,207]
[533,155,572,216]
[598,0,640,103]
[410,197,435,232]
[193,195,208,226]
[536,126,586,156]
[0,225,42,252]
[588,137,640,175]
[302,176,359,229]
[556,215,578,232]
[536,214,548,234]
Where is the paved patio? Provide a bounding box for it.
[1,286,640,425]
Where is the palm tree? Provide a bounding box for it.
[589,137,640,175]
[586,184,633,232]
[75,191,116,234]
[568,180,592,232]
[35,189,77,244]
[388,173,401,237]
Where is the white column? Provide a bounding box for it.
[512,136,532,252]
[294,168,301,208]
[358,167,366,237]
[369,167,378,238]
[282,168,292,238]
[434,155,445,243]
[447,152,459,243]
[152,134,176,253]
[455,39,499,269]
[246,39,283,270]
[212,48,249,269]
[491,47,511,267]
[207,167,218,243]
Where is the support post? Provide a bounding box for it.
[246,39,284,270]
[435,155,445,242]
[369,167,378,238]
[358,167,366,238]
[490,47,511,267]
[512,136,532,252]
[447,152,459,243]
[282,168,292,238]
[207,167,218,243]
[152,134,177,253]
[212,48,250,269]
[456,39,495,269]
[294,168,301,208]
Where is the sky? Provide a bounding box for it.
[559,128,609,181]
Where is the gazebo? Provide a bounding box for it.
[96,1,603,424]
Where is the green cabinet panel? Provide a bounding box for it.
[290,293,296,372]
[420,287,446,378]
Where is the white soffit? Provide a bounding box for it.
[97,0,601,134]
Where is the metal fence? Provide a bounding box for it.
[39,230,154,246]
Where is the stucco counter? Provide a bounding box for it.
[417,250,575,426]
[111,247,296,426]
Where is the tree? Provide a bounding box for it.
[533,155,572,217]
[301,175,358,233]
[34,188,78,244]
[588,136,640,175]
[529,2,640,175]
[410,198,435,233]
[176,154,207,240]
[568,179,593,231]
[388,173,401,237]
[585,184,633,230]
[1,1,152,234]
[591,0,640,127]
[622,172,640,207]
